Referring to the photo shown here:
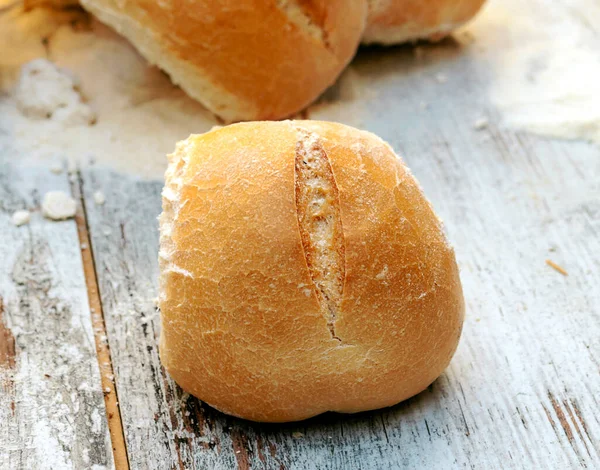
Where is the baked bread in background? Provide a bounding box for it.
[23,0,486,119]
[78,0,367,122]
[23,0,79,9]
[158,121,464,422]
[363,0,486,44]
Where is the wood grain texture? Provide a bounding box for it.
[80,38,600,467]
[0,160,114,469]
[72,179,130,470]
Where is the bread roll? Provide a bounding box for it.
[79,0,367,122]
[159,121,464,422]
[23,0,79,9]
[363,0,486,44]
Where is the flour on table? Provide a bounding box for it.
[12,210,31,226]
[50,162,64,174]
[93,190,106,205]
[42,191,77,220]
[434,73,447,84]
[14,59,95,126]
[1,0,598,183]
[0,3,216,180]
[467,0,600,144]
[473,118,488,131]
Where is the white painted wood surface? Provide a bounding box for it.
[1,0,599,468]
[0,160,114,469]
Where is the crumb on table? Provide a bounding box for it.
[546,259,568,276]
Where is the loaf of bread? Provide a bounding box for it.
[158,121,464,422]
[363,0,486,44]
[23,0,79,9]
[79,0,367,122]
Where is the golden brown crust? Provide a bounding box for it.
[159,121,464,422]
[80,0,367,121]
[363,0,486,44]
[23,0,80,9]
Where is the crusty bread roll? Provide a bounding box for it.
[78,0,367,122]
[363,0,486,44]
[158,120,464,422]
[23,0,79,9]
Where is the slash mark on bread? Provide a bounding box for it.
[276,0,332,52]
[294,127,345,341]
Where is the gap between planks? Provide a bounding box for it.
[71,175,130,470]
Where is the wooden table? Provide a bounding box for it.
[1,1,599,469]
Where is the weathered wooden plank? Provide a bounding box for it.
[72,179,130,470]
[81,28,599,468]
[0,160,115,469]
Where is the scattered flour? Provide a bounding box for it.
[434,73,448,84]
[93,190,105,205]
[468,0,600,144]
[42,191,77,220]
[11,210,31,226]
[473,118,489,131]
[50,162,64,174]
[14,58,95,126]
[0,3,216,180]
